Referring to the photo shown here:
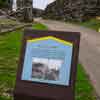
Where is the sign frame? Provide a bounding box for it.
[14,29,80,100]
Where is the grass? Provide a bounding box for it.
[0,19,19,25]
[0,30,22,100]
[76,64,96,100]
[33,23,48,30]
[78,19,100,31]
[0,23,96,100]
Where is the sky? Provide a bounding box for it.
[12,0,56,11]
[12,0,17,11]
[33,0,55,10]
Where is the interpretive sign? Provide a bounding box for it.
[14,29,80,100]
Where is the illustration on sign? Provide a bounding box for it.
[21,36,73,86]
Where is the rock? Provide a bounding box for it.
[0,15,7,19]
[43,0,100,22]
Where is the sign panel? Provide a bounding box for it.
[22,36,73,86]
[14,29,80,100]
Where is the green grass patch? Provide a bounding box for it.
[0,23,96,100]
[33,23,48,30]
[76,64,96,100]
[78,19,100,31]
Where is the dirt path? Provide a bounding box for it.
[34,18,100,97]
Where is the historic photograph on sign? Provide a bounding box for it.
[31,57,63,81]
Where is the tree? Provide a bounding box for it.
[17,0,33,22]
[23,0,33,22]
[0,0,8,8]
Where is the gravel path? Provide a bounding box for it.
[34,18,100,97]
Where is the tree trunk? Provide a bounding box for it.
[17,0,24,9]
[23,0,33,22]
[17,0,33,22]
[23,7,33,22]
[8,0,13,10]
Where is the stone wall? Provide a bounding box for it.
[11,0,33,22]
[43,0,100,22]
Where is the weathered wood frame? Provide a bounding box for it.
[14,29,80,100]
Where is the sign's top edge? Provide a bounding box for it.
[27,36,73,46]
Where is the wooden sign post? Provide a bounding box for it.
[14,29,80,100]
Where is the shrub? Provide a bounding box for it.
[0,0,8,8]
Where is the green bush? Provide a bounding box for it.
[0,0,8,8]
